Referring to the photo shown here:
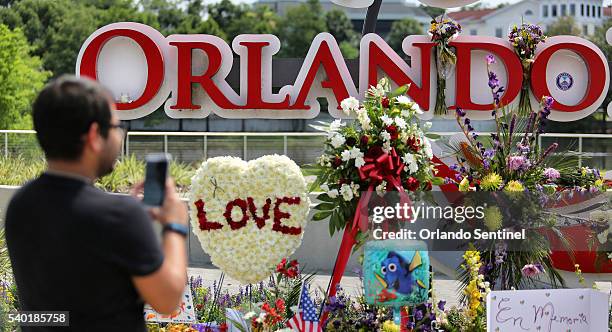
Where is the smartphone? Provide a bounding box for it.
[143,153,171,206]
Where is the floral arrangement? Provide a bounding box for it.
[429,17,462,116]
[308,78,443,236]
[445,54,607,290]
[508,24,547,115]
[146,258,310,332]
[189,155,310,284]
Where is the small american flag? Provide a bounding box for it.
[286,283,322,332]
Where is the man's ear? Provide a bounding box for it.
[84,122,103,154]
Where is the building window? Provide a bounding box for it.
[581,3,584,16]
[543,4,549,17]
[525,9,533,16]
[470,29,477,35]
[570,4,576,16]
[561,4,567,16]
[495,27,503,38]
[583,24,588,35]
[552,4,558,17]
[586,4,590,17]
[592,5,596,17]
[598,6,601,17]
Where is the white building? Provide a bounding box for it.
[448,0,605,37]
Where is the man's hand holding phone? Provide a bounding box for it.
[148,178,188,226]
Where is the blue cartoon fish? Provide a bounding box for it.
[378,251,426,295]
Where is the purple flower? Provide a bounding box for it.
[486,54,496,64]
[522,263,544,277]
[541,143,559,161]
[456,108,466,117]
[543,167,560,181]
[488,71,500,90]
[415,309,424,321]
[508,155,528,171]
[438,300,446,311]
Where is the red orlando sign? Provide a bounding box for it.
[77,22,609,122]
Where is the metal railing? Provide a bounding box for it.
[1,130,610,169]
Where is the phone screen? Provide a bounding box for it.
[143,154,169,206]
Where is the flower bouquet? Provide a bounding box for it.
[508,24,547,115]
[429,17,461,116]
[445,54,607,290]
[308,78,444,238]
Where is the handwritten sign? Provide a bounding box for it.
[486,289,609,332]
[143,285,196,323]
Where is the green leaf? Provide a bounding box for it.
[312,210,332,221]
[431,177,445,185]
[387,84,409,98]
[316,193,336,202]
[314,202,336,211]
[426,133,441,140]
[329,212,338,236]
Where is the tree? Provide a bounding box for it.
[225,5,279,40]
[546,16,582,36]
[0,24,51,129]
[325,9,358,58]
[387,18,423,55]
[278,0,326,57]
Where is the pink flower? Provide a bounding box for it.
[508,155,529,171]
[486,54,496,64]
[521,263,544,277]
[543,167,560,181]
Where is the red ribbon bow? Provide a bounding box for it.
[352,147,411,232]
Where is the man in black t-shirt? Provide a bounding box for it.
[5,76,189,331]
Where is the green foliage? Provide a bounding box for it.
[325,9,358,59]
[206,0,280,42]
[546,16,582,36]
[0,155,45,186]
[0,154,195,192]
[0,24,50,129]
[387,18,423,55]
[278,0,326,57]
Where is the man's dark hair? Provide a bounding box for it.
[33,76,114,160]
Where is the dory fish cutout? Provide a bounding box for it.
[379,251,427,294]
[363,240,430,306]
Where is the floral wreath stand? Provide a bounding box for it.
[319,155,458,331]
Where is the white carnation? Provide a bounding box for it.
[381,114,394,126]
[340,96,360,115]
[340,184,354,201]
[380,130,391,142]
[394,117,407,129]
[396,95,411,105]
[330,134,346,148]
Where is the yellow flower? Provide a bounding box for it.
[382,320,400,332]
[504,180,524,192]
[594,179,604,190]
[481,173,503,191]
[484,206,503,231]
[459,177,471,192]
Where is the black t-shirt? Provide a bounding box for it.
[5,173,164,331]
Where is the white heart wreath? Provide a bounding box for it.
[189,155,310,284]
